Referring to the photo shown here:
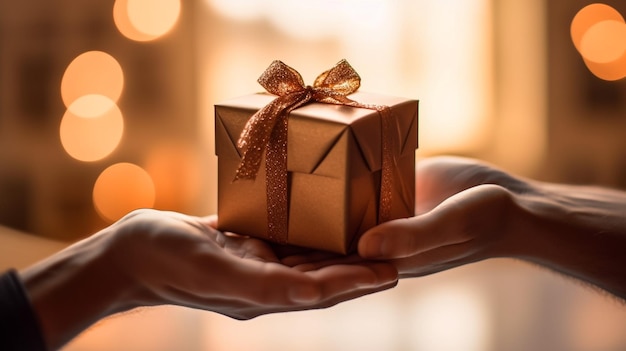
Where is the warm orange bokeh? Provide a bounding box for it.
[93,163,155,222]
[570,3,624,51]
[61,51,124,107]
[144,142,202,212]
[60,95,124,162]
[571,3,626,81]
[579,20,626,63]
[583,53,626,81]
[113,0,181,42]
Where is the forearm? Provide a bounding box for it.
[19,231,136,350]
[509,182,626,299]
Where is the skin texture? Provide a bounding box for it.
[19,210,398,350]
[359,156,626,300]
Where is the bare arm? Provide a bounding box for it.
[510,182,626,297]
[20,209,398,350]
[358,156,626,299]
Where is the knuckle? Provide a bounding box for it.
[445,184,515,242]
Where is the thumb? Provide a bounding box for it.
[359,184,513,259]
[358,216,435,259]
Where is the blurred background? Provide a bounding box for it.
[1,0,626,350]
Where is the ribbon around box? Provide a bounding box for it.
[234,59,395,244]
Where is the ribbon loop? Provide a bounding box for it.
[258,60,306,96]
[313,59,361,95]
[234,60,395,244]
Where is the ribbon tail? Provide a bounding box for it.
[265,112,289,243]
[378,107,394,223]
[235,95,301,181]
[234,89,312,243]
[264,91,312,243]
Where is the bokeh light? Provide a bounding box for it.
[571,3,626,81]
[113,0,181,42]
[579,20,626,63]
[60,94,124,162]
[93,163,155,222]
[583,54,626,81]
[571,3,624,51]
[61,51,124,107]
[144,142,202,212]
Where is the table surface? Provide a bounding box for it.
[0,225,67,271]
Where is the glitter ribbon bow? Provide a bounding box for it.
[235,59,394,244]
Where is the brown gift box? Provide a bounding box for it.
[215,91,418,254]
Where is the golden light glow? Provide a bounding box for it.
[407,285,491,351]
[579,20,626,63]
[113,0,154,41]
[570,3,624,51]
[567,294,626,351]
[206,0,263,21]
[571,3,626,81]
[60,95,124,162]
[93,163,155,222]
[61,51,124,107]
[207,0,390,40]
[144,143,201,212]
[113,0,181,42]
[202,0,493,157]
[582,54,626,81]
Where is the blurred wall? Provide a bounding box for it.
[0,0,199,240]
[545,0,626,188]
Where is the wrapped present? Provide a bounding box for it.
[214,60,418,254]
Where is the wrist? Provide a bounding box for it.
[506,181,626,298]
[20,229,138,349]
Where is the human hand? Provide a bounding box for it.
[21,209,397,349]
[358,156,626,300]
[359,156,526,277]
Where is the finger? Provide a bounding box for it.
[173,256,398,320]
[286,262,398,304]
[312,280,398,310]
[359,184,513,259]
[245,280,398,317]
[201,214,218,229]
[415,156,478,213]
[391,241,480,278]
[286,254,368,272]
[305,262,398,297]
[192,259,321,305]
[281,251,347,267]
[415,156,515,214]
[232,260,397,306]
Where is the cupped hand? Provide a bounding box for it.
[358,156,626,302]
[108,210,398,318]
[22,209,398,350]
[358,156,535,277]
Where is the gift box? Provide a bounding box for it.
[214,61,418,254]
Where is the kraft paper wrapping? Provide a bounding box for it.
[215,91,418,254]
